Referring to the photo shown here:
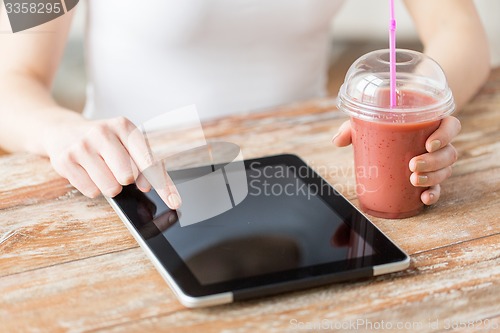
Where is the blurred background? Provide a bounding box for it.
[49,0,500,113]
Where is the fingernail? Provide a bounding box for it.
[331,131,341,143]
[417,175,428,185]
[167,193,181,209]
[424,192,435,206]
[410,159,425,172]
[415,160,426,172]
[137,182,151,192]
[429,140,441,152]
[168,213,177,224]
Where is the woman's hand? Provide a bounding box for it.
[332,116,461,205]
[42,115,182,209]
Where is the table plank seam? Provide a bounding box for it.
[0,197,76,217]
[0,244,140,279]
[409,231,500,256]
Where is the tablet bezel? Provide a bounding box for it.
[107,154,410,307]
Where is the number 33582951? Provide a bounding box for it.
[5,2,62,14]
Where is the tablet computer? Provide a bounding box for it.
[107,154,409,308]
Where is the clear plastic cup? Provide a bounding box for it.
[337,49,455,219]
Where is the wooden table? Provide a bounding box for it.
[1,68,500,333]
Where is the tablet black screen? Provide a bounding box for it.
[113,155,389,288]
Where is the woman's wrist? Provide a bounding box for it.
[31,108,87,156]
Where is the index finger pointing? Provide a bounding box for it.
[114,118,182,209]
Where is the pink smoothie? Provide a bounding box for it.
[351,90,440,219]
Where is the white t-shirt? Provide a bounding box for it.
[83,0,345,124]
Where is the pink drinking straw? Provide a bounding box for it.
[389,0,397,107]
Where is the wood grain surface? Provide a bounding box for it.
[1,68,499,333]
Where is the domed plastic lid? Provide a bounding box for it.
[337,49,455,123]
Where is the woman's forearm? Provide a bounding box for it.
[424,26,490,111]
[0,73,83,154]
[0,6,77,155]
[405,0,491,111]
